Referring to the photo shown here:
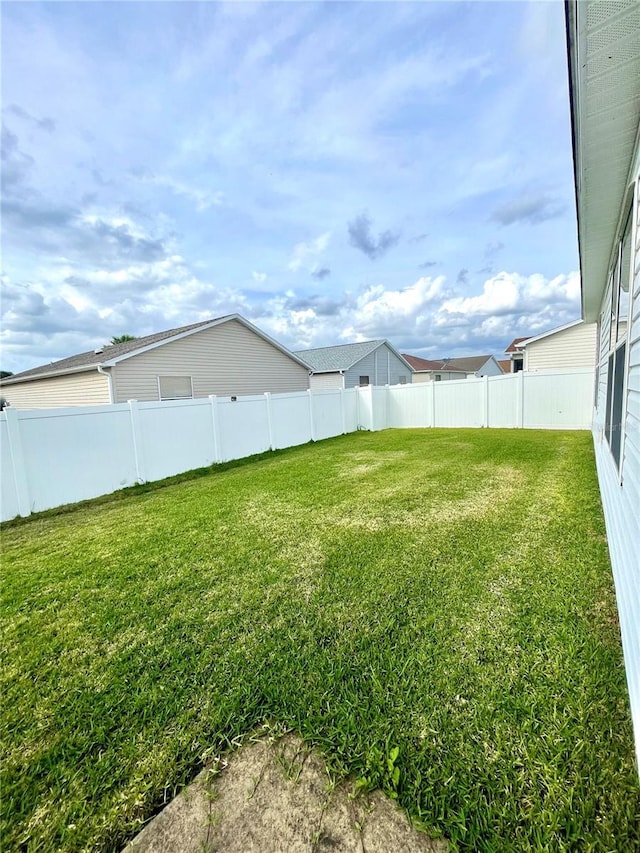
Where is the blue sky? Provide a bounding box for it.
[2,0,581,374]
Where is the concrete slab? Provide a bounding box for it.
[124,733,448,852]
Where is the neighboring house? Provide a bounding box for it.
[0,315,310,408]
[294,340,413,390]
[503,322,597,372]
[497,359,511,374]
[519,321,598,371]
[442,355,503,377]
[402,355,469,383]
[566,1,640,761]
[503,338,529,372]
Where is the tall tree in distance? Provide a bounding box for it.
[110,335,137,345]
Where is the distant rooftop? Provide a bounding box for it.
[402,355,466,373]
[505,337,529,354]
[293,340,386,372]
[403,354,493,373]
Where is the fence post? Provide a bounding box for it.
[340,388,346,434]
[483,375,489,428]
[385,384,391,429]
[308,389,316,441]
[430,380,436,428]
[128,400,146,483]
[4,407,32,518]
[264,392,274,450]
[517,370,525,428]
[209,395,221,462]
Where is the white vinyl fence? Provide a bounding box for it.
[1,369,594,521]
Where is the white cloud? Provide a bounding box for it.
[288,232,330,272]
[441,271,580,317]
[252,271,267,283]
[139,173,224,211]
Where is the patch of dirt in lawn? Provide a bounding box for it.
[124,732,447,853]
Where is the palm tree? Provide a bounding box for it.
[110,334,137,345]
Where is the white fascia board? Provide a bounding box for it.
[103,314,312,371]
[520,319,584,348]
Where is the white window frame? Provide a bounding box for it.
[603,181,637,477]
[157,374,194,401]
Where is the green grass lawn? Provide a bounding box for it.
[2,429,638,852]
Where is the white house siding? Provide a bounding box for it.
[593,160,640,764]
[525,323,598,371]
[475,358,503,377]
[343,344,412,388]
[411,371,467,383]
[309,373,344,391]
[0,371,111,409]
[112,319,309,402]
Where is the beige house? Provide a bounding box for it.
[0,315,311,409]
[518,321,598,372]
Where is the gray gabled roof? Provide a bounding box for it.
[294,339,413,373]
[2,314,310,385]
[293,340,385,372]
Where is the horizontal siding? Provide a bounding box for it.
[309,373,344,391]
[526,323,598,371]
[412,371,468,383]
[594,166,640,766]
[0,371,110,409]
[478,358,503,377]
[343,344,412,389]
[113,320,309,402]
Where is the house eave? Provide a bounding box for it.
[519,319,585,348]
[566,0,640,322]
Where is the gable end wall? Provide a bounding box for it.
[112,319,309,401]
[343,344,411,388]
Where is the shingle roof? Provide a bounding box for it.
[497,359,511,374]
[402,354,467,373]
[504,337,529,353]
[293,340,386,372]
[443,355,493,373]
[1,316,234,384]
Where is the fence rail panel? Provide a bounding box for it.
[216,395,271,462]
[15,404,137,514]
[137,399,215,481]
[434,378,484,428]
[270,392,312,449]
[488,374,520,428]
[523,369,594,429]
[1,417,20,520]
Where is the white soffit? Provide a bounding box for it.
[571,0,640,321]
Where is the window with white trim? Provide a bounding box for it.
[158,375,193,401]
[359,375,370,386]
[605,203,632,468]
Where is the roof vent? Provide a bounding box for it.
[94,347,104,354]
